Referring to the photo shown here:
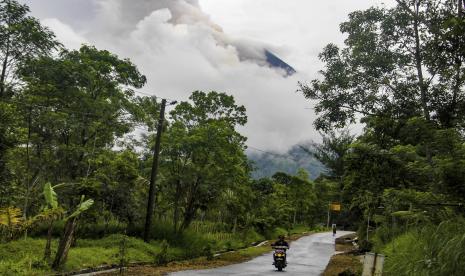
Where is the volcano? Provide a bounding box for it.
[265,50,296,76]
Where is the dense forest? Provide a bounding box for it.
[1,0,465,275]
[300,0,465,274]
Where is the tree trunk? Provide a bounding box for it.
[173,180,181,233]
[413,2,430,122]
[0,34,10,98]
[232,217,237,234]
[180,192,197,232]
[179,177,201,232]
[449,0,464,127]
[44,220,54,261]
[52,217,78,269]
[180,209,196,232]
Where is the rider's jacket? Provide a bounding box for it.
[272,240,289,248]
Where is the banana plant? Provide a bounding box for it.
[43,182,58,209]
[52,195,94,269]
[40,182,94,266]
[65,195,94,220]
[42,183,65,261]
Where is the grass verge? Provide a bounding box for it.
[99,229,316,276]
[0,226,317,275]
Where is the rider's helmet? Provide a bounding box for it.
[278,235,285,240]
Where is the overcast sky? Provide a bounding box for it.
[21,0,393,152]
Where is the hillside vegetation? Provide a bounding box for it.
[248,143,326,180]
[0,1,333,274]
[300,0,465,275]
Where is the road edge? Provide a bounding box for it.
[70,231,319,276]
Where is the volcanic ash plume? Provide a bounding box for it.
[94,0,295,76]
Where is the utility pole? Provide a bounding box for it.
[326,202,331,228]
[144,98,166,242]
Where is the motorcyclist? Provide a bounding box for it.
[272,235,289,266]
[272,235,289,249]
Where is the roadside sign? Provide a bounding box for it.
[330,202,341,211]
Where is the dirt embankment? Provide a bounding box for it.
[323,233,363,276]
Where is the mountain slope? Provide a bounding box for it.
[265,50,296,76]
[248,143,326,180]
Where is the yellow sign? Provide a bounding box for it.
[330,202,341,211]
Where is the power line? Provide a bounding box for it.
[2,98,298,161]
[1,98,154,132]
[133,90,179,103]
[2,90,179,109]
[2,95,176,116]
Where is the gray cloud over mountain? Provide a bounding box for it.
[21,0,391,152]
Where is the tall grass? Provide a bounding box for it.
[383,219,465,276]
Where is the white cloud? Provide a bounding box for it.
[23,0,395,153]
[41,18,88,50]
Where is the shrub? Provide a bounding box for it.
[0,255,50,275]
[383,219,465,276]
[154,240,170,266]
[76,220,127,238]
[265,227,287,240]
[203,243,214,261]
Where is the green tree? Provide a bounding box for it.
[299,0,465,131]
[272,171,317,226]
[0,0,59,98]
[88,150,145,226]
[299,0,465,239]
[13,45,146,217]
[0,0,59,207]
[161,91,249,233]
[305,130,354,179]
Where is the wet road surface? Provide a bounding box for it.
[170,231,354,276]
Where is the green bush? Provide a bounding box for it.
[383,219,465,276]
[241,228,264,244]
[154,240,170,266]
[202,243,214,261]
[264,227,287,240]
[0,255,50,275]
[28,220,65,238]
[0,237,62,272]
[30,220,127,239]
[311,224,328,232]
[76,220,127,238]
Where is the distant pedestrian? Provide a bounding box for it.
[332,224,336,237]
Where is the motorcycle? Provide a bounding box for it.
[272,245,288,271]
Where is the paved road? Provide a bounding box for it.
[170,231,353,276]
